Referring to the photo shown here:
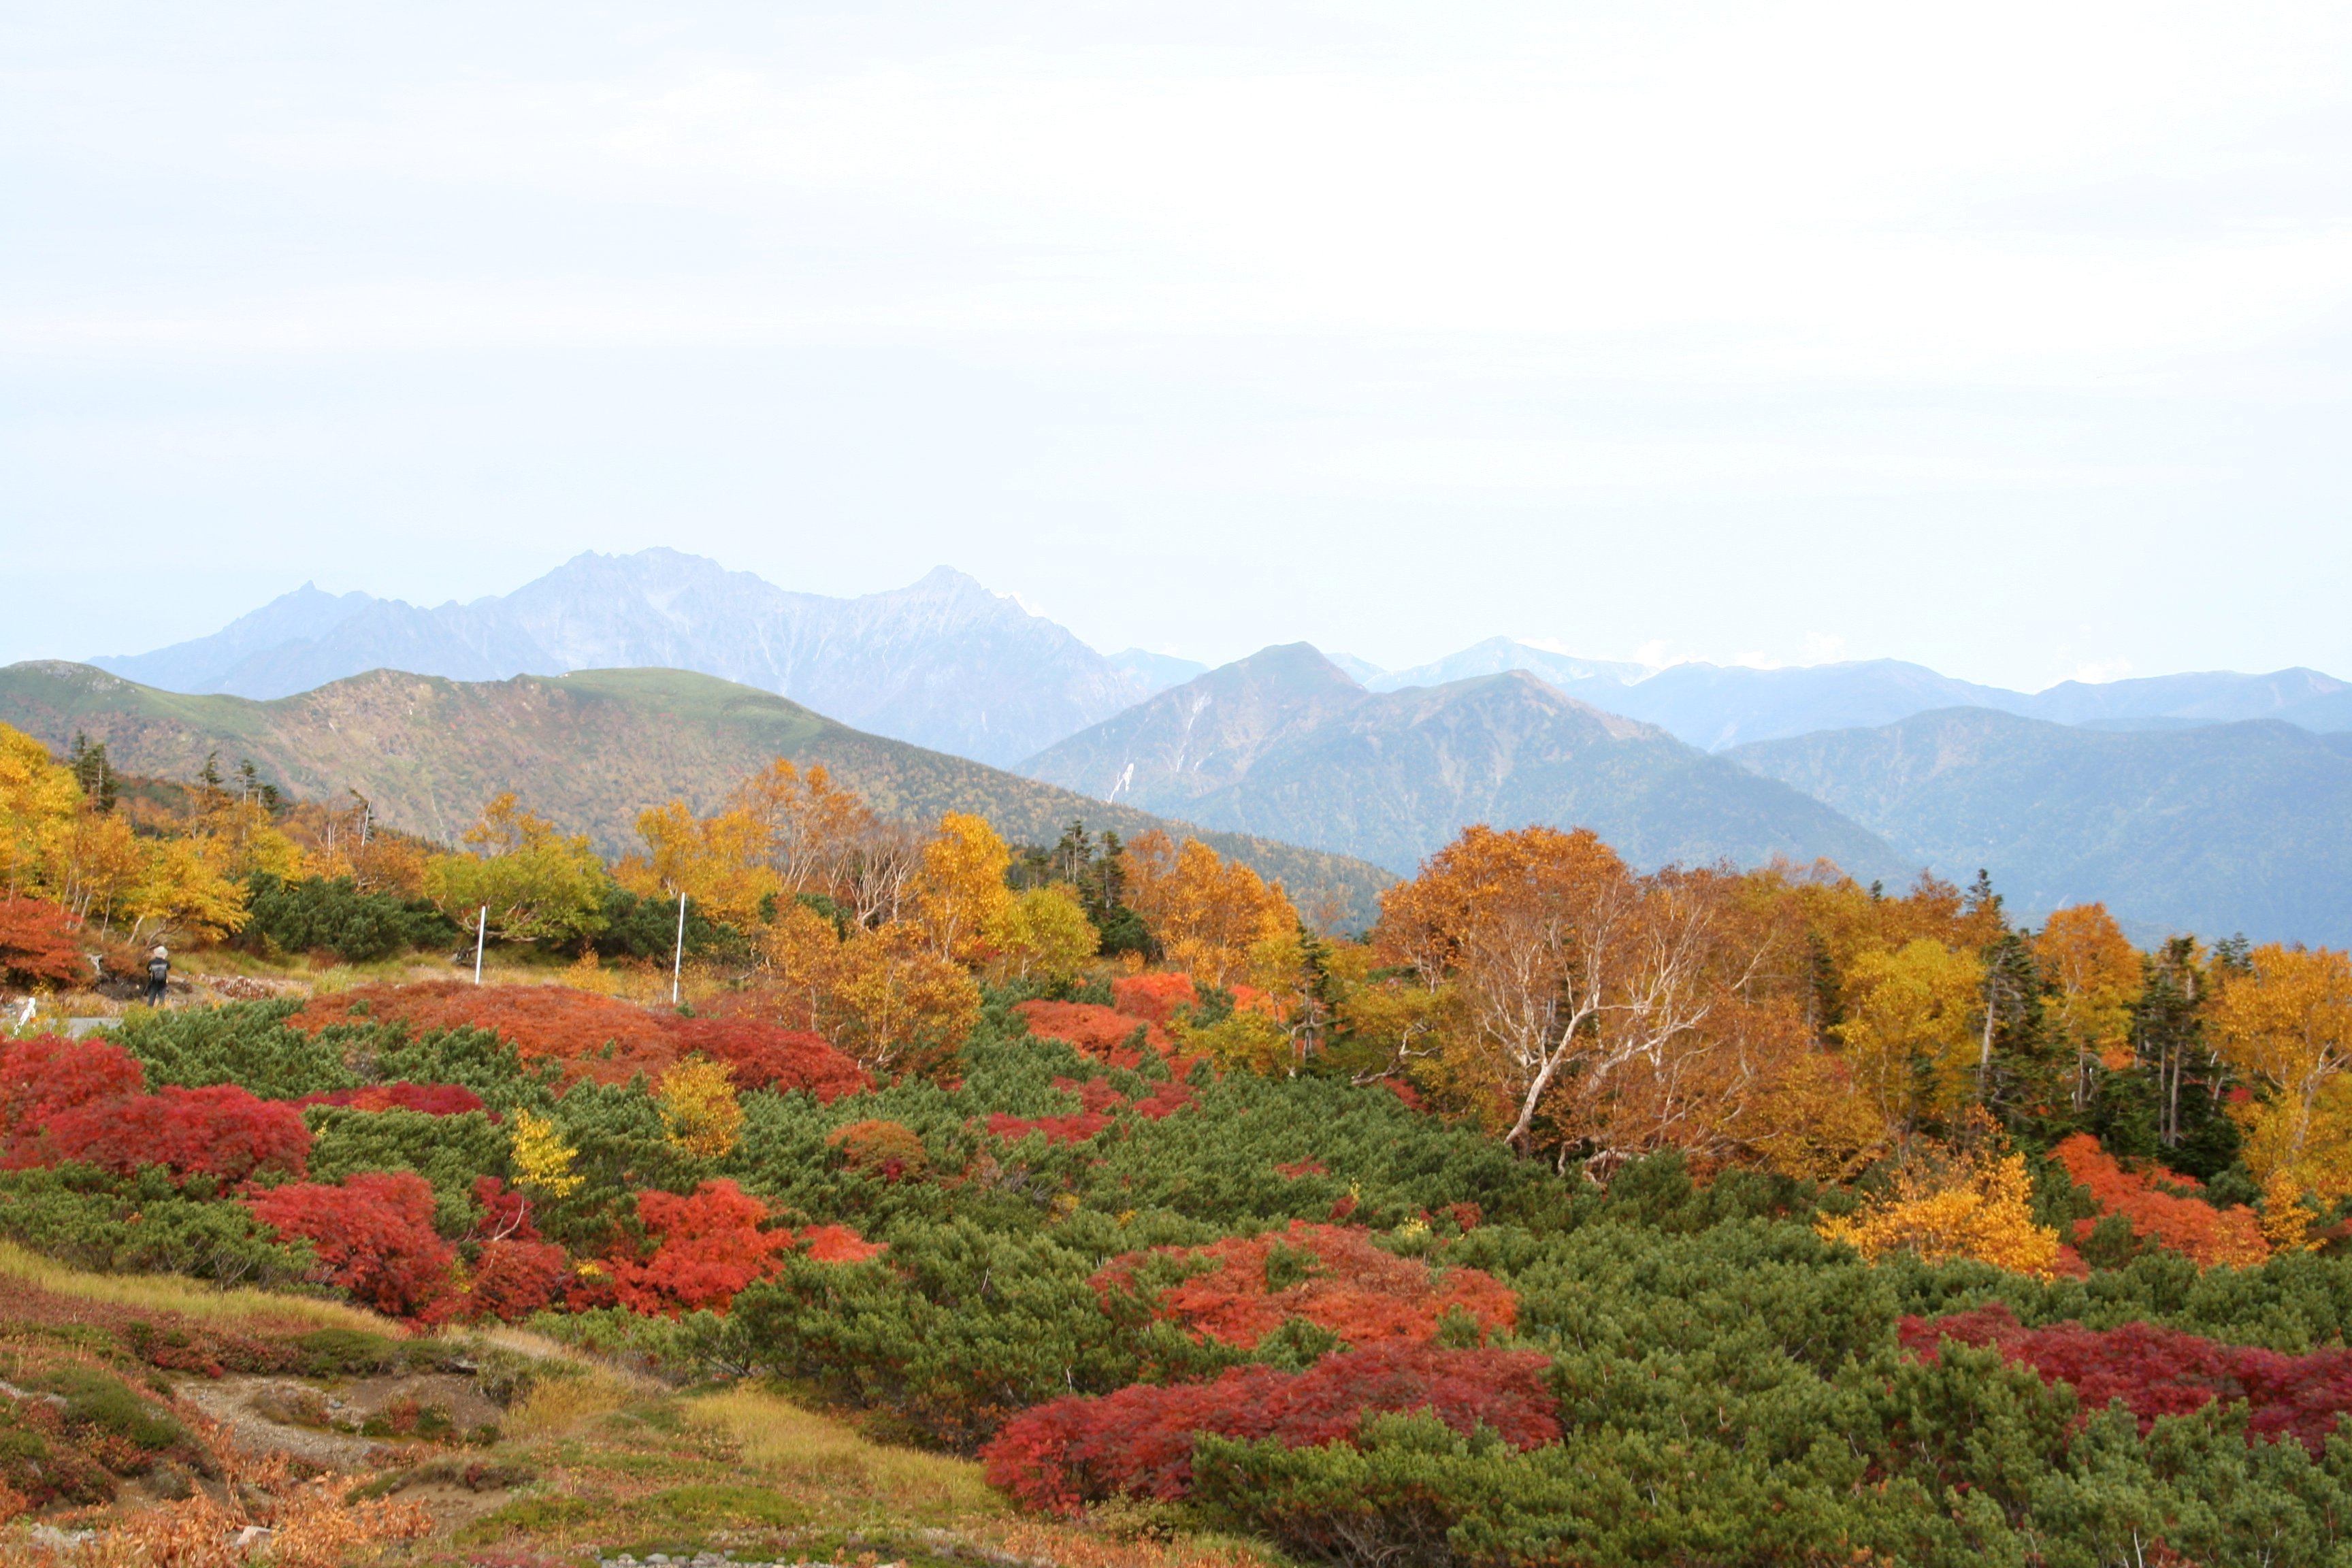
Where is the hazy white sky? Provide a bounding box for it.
[5,3,2351,687]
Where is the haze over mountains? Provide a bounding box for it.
[1019,644,1908,882]
[54,546,2352,943]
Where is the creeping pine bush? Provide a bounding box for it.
[236,872,457,964]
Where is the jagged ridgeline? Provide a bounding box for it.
[0,660,1394,927]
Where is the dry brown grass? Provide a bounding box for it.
[688,1386,1003,1525]
[992,1522,1279,1568]
[0,1244,387,1337]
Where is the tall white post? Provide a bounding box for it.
[474,906,487,985]
[672,892,687,1006]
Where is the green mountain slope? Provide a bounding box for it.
[0,661,1394,924]
[1027,649,1910,880]
[1730,706,2352,943]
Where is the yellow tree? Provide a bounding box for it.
[990,884,1100,985]
[125,837,249,944]
[909,813,1013,966]
[657,1057,745,1160]
[1817,1132,2067,1279]
[510,1108,584,1196]
[620,798,779,930]
[2210,945,2352,1202]
[1832,939,1985,1132]
[424,793,609,944]
[1127,832,1298,991]
[0,724,78,898]
[733,758,877,896]
[2035,903,2143,1110]
[760,902,980,1079]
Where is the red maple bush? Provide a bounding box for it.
[2051,1133,2269,1268]
[982,1342,1561,1514]
[657,1015,870,1101]
[248,1171,455,1318]
[990,1111,1115,1146]
[609,1179,885,1316]
[1904,1304,2352,1452]
[1095,1221,1518,1351]
[19,1083,311,1182]
[1014,1000,1169,1060]
[0,1035,146,1142]
[291,981,676,1085]
[0,897,84,987]
[1111,973,1198,1029]
[297,1082,489,1117]
[451,1177,570,1322]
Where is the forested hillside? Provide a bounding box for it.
[1023,648,1907,879]
[0,659,1393,926]
[1732,708,2352,944]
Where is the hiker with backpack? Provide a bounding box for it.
[145,945,169,1005]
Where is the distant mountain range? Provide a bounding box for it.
[92,551,1154,768]
[1019,644,1909,881]
[69,551,2352,944]
[1733,710,2352,945]
[0,660,1395,926]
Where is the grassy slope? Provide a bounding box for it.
[1731,706,2352,943]
[0,660,1393,926]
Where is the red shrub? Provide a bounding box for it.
[1904,1303,2352,1452]
[1095,1221,1518,1352]
[990,1111,1115,1146]
[24,1083,310,1182]
[983,1342,1560,1514]
[464,1239,572,1322]
[1130,1081,1196,1120]
[291,981,676,1086]
[612,1179,790,1317]
[297,1082,488,1117]
[248,1171,455,1318]
[795,1223,888,1264]
[0,897,84,988]
[1277,1160,1328,1180]
[658,1015,870,1101]
[2051,1133,2269,1268]
[1014,1001,1169,1062]
[0,1035,145,1141]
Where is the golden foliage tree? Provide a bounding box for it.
[619,798,779,930]
[1375,826,1780,1167]
[1127,832,1298,992]
[657,1056,745,1161]
[2210,944,2352,1203]
[1832,938,1984,1130]
[760,902,980,1079]
[992,884,1100,985]
[911,812,1014,965]
[509,1108,584,1197]
[1816,1126,2068,1279]
[2035,902,2144,1109]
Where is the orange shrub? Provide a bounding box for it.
[2051,1132,2270,1268]
[1094,1220,1517,1351]
[292,981,676,1085]
[828,1118,930,1181]
[1111,973,1198,1028]
[1015,1000,1168,1062]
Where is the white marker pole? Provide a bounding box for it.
[672,892,687,1006]
[474,906,487,985]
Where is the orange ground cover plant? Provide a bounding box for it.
[292,981,678,1085]
[1013,1000,1169,1061]
[1093,1220,1517,1350]
[2051,1132,2270,1267]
